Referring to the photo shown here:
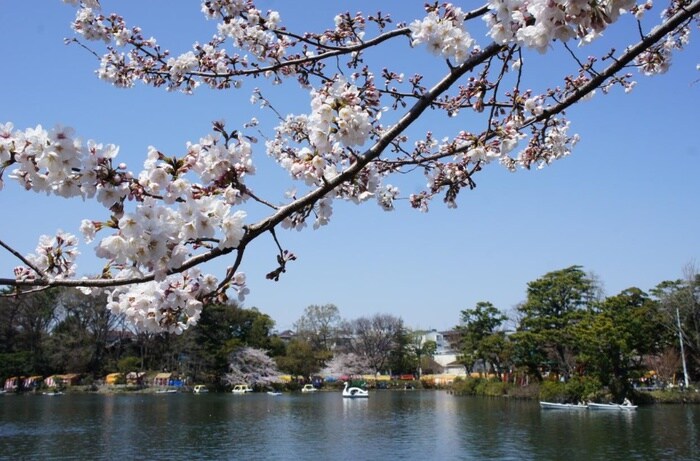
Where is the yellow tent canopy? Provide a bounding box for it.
[105,373,123,385]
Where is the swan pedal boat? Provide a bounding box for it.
[342,382,369,398]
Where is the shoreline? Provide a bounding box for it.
[6,383,699,404]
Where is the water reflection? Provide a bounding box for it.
[1,392,699,460]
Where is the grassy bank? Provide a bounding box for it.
[450,377,700,404]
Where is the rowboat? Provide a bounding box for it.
[155,389,177,394]
[587,402,637,411]
[539,401,587,410]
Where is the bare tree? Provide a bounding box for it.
[294,304,342,351]
[0,288,59,375]
[645,348,681,385]
[48,288,118,374]
[651,261,700,381]
[346,314,404,374]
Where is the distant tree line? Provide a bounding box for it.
[0,292,430,388]
[2,264,698,397]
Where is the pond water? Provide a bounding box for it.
[1,390,699,460]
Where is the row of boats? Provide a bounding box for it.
[193,382,370,399]
[540,399,637,411]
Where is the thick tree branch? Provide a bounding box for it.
[1,43,504,291]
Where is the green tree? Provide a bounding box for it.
[457,301,508,376]
[117,356,141,374]
[274,339,320,380]
[512,266,597,380]
[386,328,418,376]
[479,332,513,379]
[230,306,276,349]
[0,351,33,381]
[414,336,437,377]
[575,288,664,399]
[181,302,276,384]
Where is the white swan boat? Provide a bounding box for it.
[342,382,369,398]
[301,384,318,393]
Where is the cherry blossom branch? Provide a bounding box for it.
[247,42,505,234]
[0,42,504,291]
[526,0,699,126]
[3,1,698,333]
[388,0,700,168]
[164,27,409,79]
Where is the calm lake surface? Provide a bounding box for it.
[1,390,699,460]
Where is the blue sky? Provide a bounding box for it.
[1,1,698,332]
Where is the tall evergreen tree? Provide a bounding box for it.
[513,266,597,380]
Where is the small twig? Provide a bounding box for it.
[0,285,52,298]
[64,37,101,59]
[216,243,246,294]
[0,238,47,279]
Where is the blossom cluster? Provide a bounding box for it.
[68,1,288,92]
[88,196,246,282]
[224,346,282,386]
[211,3,286,61]
[485,0,637,52]
[634,12,692,75]
[4,121,251,333]
[13,231,80,282]
[308,76,374,154]
[106,269,217,334]
[1,122,129,208]
[409,4,476,64]
[266,74,383,227]
[403,105,578,210]
[71,3,111,43]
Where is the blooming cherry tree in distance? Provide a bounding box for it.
[1,1,698,334]
[225,347,282,387]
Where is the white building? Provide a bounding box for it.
[420,329,466,376]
